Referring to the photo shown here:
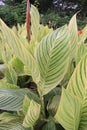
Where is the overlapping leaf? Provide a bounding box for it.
[42,121,56,130]
[23,100,41,128]
[67,54,87,129]
[0,112,21,124]
[0,122,28,130]
[0,88,39,111]
[54,88,81,130]
[76,44,87,63]
[5,64,17,85]
[36,25,70,95]
[0,19,40,84]
[0,81,19,89]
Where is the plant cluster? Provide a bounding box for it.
[0,3,87,130]
[41,11,87,29]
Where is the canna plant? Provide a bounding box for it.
[0,1,87,129]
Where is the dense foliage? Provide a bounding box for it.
[0,0,87,27]
[0,0,27,27]
[0,4,87,130]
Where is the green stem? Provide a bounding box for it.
[40,95,46,118]
[37,86,46,118]
[31,127,34,130]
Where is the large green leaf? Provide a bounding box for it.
[0,122,28,130]
[67,54,87,129]
[23,100,41,128]
[0,88,40,111]
[0,19,40,84]
[36,25,70,95]
[54,88,81,130]
[68,14,78,59]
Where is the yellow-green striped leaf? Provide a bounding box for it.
[0,122,27,130]
[5,64,17,85]
[0,19,40,84]
[77,44,87,63]
[67,54,87,129]
[68,14,78,59]
[23,100,41,128]
[54,88,81,130]
[30,5,40,39]
[0,81,19,89]
[36,25,70,95]
[22,95,30,115]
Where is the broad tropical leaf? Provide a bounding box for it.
[68,14,78,59]
[0,88,39,111]
[54,88,81,130]
[0,19,40,84]
[67,54,87,129]
[36,25,70,95]
[23,100,41,128]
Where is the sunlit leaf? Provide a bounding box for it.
[36,25,70,95]
[55,88,81,130]
[67,54,87,129]
[23,100,41,128]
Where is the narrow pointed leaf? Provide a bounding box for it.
[30,5,40,39]
[68,14,78,59]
